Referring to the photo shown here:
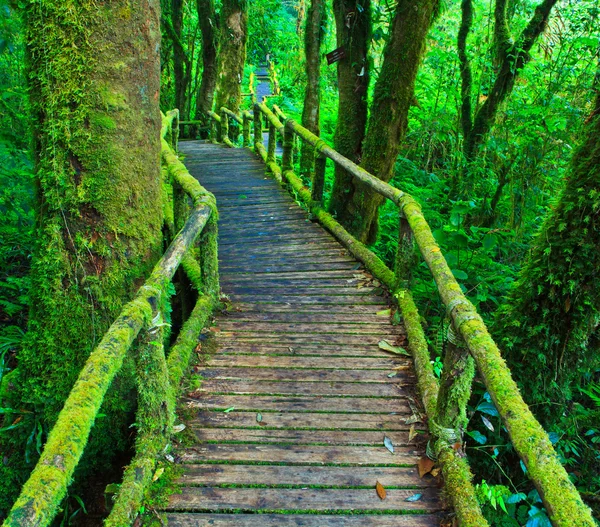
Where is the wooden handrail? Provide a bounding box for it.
[4,110,219,527]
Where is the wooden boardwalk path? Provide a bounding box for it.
[163,141,443,526]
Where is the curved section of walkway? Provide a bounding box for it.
[163,141,443,526]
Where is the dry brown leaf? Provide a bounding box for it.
[408,424,417,442]
[375,481,386,500]
[430,467,441,477]
[418,457,435,478]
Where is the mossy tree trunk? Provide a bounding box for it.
[214,0,247,115]
[165,0,192,120]
[456,0,558,197]
[334,0,440,243]
[328,0,371,221]
[0,0,163,510]
[195,0,219,129]
[493,85,600,427]
[299,0,326,181]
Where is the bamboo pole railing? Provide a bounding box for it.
[204,103,595,527]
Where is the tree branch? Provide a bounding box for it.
[494,0,512,62]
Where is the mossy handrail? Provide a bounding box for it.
[4,109,219,527]
[204,104,594,527]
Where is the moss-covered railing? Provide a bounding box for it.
[206,104,594,527]
[4,109,219,527]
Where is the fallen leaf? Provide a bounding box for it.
[256,413,263,423]
[376,481,386,500]
[224,407,235,413]
[404,415,421,425]
[384,436,394,454]
[418,457,435,478]
[165,454,174,463]
[152,467,164,482]
[408,425,417,442]
[430,467,441,477]
[481,415,494,432]
[288,347,295,353]
[173,424,186,434]
[387,372,397,378]
[405,493,422,502]
[376,309,391,316]
[378,340,410,356]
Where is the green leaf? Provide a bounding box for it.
[223,407,235,413]
[451,269,468,280]
[467,430,487,444]
[378,340,410,356]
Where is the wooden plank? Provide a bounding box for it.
[191,411,420,431]
[199,368,411,383]
[221,287,381,297]
[182,395,413,414]
[213,346,393,358]
[168,487,440,511]
[215,334,401,345]
[208,356,407,369]
[224,295,385,305]
[196,380,409,398]
[189,429,420,447]
[219,312,391,323]
[165,514,442,527]
[176,464,431,486]
[215,322,400,334]
[177,444,422,465]
[229,302,387,313]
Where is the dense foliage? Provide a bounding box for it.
[1,0,599,524]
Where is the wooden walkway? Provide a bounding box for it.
[163,142,443,526]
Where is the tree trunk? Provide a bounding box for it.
[195,0,219,129]
[299,0,326,181]
[494,88,600,426]
[214,0,248,114]
[328,0,371,221]
[0,0,163,508]
[463,0,558,162]
[172,0,187,119]
[337,0,440,243]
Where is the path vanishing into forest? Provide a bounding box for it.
[162,141,444,525]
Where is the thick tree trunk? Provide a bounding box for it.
[494,89,600,426]
[0,0,163,509]
[337,0,440,243]
[214,0,248,114]
[328,0,371,221]
[195,0,219,128]
[299,0,326,181]
[172,0,188,119]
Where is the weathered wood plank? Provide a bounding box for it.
[196,380,410,398]
[198,368,411,383]
[182,395,413,414]
[215,322,400,334]
[165,514,442,527]
[177,444,421,465]
[207,355,408,369]
[190,411,421,431]
[175,464,431,486]
[189,429,421,447]
[168,487,440,511]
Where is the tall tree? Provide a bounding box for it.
[328,0,371,218]
[494,81,600,426]
[165,0,193,119]
[214,0,248,114]
[299,0,326,180]
[195,0,219,127]
[332,0,441,243]
[0,0,163,509]
[460,0,559,163]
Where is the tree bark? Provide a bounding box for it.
[336,0,440,243]
[328,0,371,221]
[494,87,600,426]
[214,0,248,114]
[463,0,559,161]
[299,0,326,181]
[195,0,219,129]
[168,0,192,120]
[0,0,163,508]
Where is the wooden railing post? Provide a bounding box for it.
[199,214,219,300]
[434,325,475,449]
[267,122,276,166]
[243,112,251,147]
[220,107,229,142]
[171,109,180,150]
[253,106,262,150]
[393,211,414,291]
[312,152,326,205]
[282,121,294,175]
